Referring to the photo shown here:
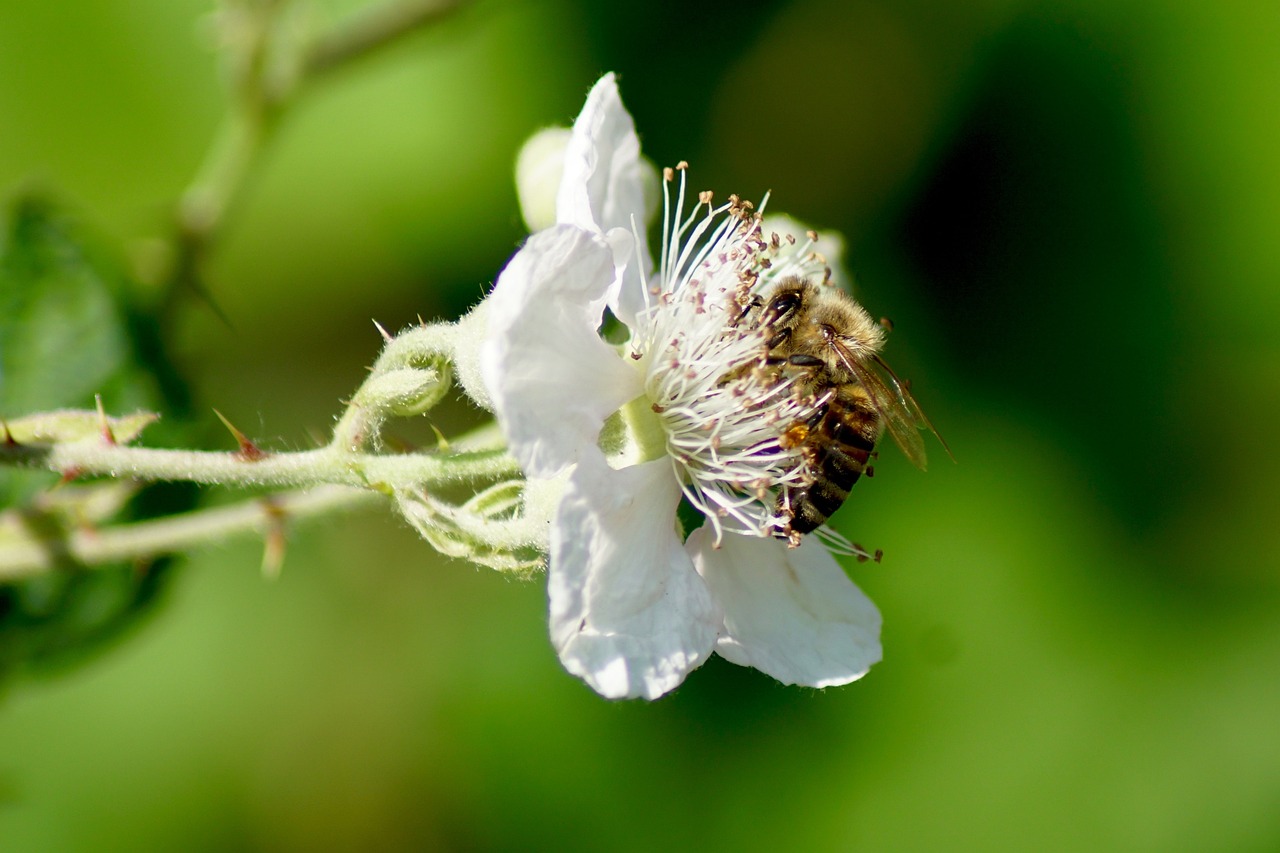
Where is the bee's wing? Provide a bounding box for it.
[828,342,951,470]
[871,352,954,463]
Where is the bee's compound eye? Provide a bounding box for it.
[765,293,802,324]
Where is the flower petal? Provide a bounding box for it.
[557,73,654,323]
[688,529,882,687]
[481,225,644,478]
[550,452,720,699]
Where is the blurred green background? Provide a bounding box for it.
[2,0,1279,850]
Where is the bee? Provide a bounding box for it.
[740,277,948,545]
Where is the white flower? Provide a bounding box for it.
[480,74,881,699]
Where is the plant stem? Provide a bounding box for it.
[0,485,379,581]
[305,0,468,79]
[0,443,519,492]
[160,0,470,316]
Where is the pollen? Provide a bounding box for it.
[780,422,809,449]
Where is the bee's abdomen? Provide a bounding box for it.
[783,390,879,535]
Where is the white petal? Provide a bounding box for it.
[481,225,644,479]
[689,529,882,687]
[557,73,654,321]
[760,213,854,294]
[550,452,720,699]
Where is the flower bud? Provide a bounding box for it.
[450,299,492,411]
[515,127,572,232]
[358,365,450,418]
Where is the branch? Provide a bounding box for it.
[304,0,469,79]
[0,485,379,581]
[0,442,520,492]
[161,0,472,315]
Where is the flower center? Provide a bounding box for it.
[619,393,669,465]
[610,163,844,543]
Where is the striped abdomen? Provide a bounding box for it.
[782,386,880,535]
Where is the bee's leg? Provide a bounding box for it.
[788,354,824,367]
[733,295,763,327]
[766,328,791,349]
[771,489,795,541]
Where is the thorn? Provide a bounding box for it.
[879,317,895,332]
[95,394,116,445]
[260,498,287,579]
[429,422,450,452]
[373,319,394,343]
[874,549,884,563]
[865,465,875,478]
[304,426,326,448]
[56,467,82,488]
[213,409,268,461]
[2,420,16,447]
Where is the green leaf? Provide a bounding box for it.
[0,193,193,684]
[0,196,153,416]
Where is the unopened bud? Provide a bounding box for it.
[516,127,572,232]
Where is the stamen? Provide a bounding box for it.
[634,163,837,540]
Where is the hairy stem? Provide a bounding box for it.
[0,443,519,492]
[0,485,379,581]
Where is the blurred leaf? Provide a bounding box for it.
[4,409,158,445]
[0,193,190,685]
[0,197,150,414]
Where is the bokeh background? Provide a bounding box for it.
[2,0,1279,850]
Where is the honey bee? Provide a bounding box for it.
[740,277,948,544]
